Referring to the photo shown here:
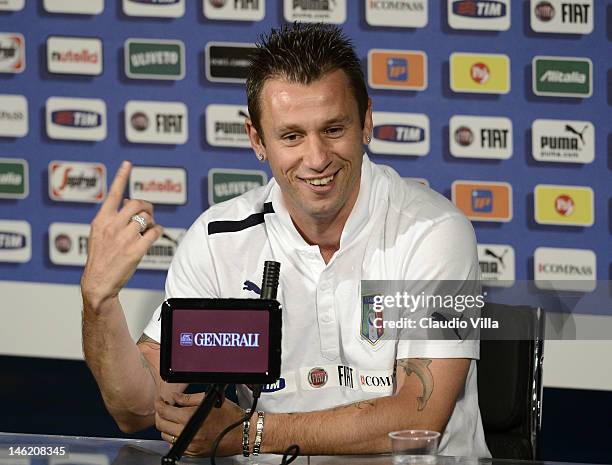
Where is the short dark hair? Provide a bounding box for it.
[246,23,369,140]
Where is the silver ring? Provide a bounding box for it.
[171,435,176,444]
[130,214,148,233]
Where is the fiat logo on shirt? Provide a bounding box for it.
[308,367,328,388]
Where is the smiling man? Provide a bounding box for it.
[81,23,490,458]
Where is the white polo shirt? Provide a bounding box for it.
[144,155,490,458]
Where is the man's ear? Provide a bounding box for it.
[363,98,373,144]
[245,118,266,160]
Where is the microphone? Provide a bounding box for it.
[260,260,281,300]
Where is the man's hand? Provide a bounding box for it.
[155,392,245,457]
[81,160,163,310]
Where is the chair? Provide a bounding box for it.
[477,303,545,460]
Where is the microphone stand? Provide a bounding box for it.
[161,383,227,465]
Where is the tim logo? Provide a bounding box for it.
[0,232,25,250]
[453,0,506,18]
[387,58,407,81]
[472,189,493,212]
[374,125,425,143]
[555,195,574,216]
[52,110,101,128]
[262,378,286,393]
[179,333,193,346]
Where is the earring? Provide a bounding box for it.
[256,153,265,162]
[366,135,372,144]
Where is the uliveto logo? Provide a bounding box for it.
[129,165,187,205]
[208,168,268,205]
[47,36,102,75]
[48,161,107,203]
[46,97,107,141]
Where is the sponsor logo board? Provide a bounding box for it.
[129,165,187,205]
[534,247,596,292]
[0,0,25,11]
[205,104,250,148]
[46,97,107,141]
[365,0,428,28]
[0,94,28,137]
[450,53,510,94]
[205,42,255,83]
[48,161,106,203]
[0,220,31,263]
[49,222,186,269]
[532,56,592,98]
[448,0,510,31]
[47,36,103,76]
[534,184,593,226]
[531,0,593,34]
[125,39,185,80]
[0,33,25,73]
[452,180,512,222]
[449,115,512,159]
[43,0,104,14]
[477,244,515,287]
[284,0,346,24]
[368,49,427,91]
[532,119,594,164]
[369,112,430,156]
[123,0,185,17]
[0,157,28,199]
[208,168,267,205]
[125,100,188,145]
[204,0,265,21]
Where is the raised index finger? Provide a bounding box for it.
[100,160,131,216]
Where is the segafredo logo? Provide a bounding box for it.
[0,220,31,263]
[124,100,188,144]
[531,0,593,34]
[365,0,427,28]
[47,36,102,75]
[205,104,250,148]
[0,0,24,11]
[477,244,515,287]
[532,119,594,164]
[450,115,512,159]
[123,0,185,17]
[48,161,106,203]
[43,0,104,14]
[0,33,25,73]
[534,247,596,292]
[204,0,265,21]
[284,0,346,24]
[369,112,429,156]
[0,94,28,137]
[46,97,107,141]
[129,165,187,205]
[448,0,510,31]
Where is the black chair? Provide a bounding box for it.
[477,303,545,460]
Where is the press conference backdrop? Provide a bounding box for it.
[0,0,611,430]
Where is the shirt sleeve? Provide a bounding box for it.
[142,217,220,342]
[396,213,481,360]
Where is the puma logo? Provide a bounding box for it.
[243,280,261,295]
[484,248,508,269]
[564,124,588,145]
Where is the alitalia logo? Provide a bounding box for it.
[533,56,592,98]
[0,158,28,199]
[125,39,185,80]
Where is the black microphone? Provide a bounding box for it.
[260,260,281,300]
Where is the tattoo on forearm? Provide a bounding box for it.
[397,358,433,411]
[137,334,157,345]
[137,334,158,385]
[353,400,375,410]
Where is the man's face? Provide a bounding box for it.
[247,69,372,226]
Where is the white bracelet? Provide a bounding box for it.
[252,411,264,456]
[242,409,251,457]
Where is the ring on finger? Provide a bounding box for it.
[171,434,176,444]
[130,214,148,234]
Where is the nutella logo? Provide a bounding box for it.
[47,37,103,75]
[129,166,187,205]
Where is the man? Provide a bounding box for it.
[81,23,489,457]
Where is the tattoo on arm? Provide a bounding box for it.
[137,334,158,345]
[397,358,433,411]
[353,400,375,410]
[137,334,158,386]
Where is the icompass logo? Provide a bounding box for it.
[369,112,429,157]
[450,52,510,94]
[0,0,24,11]
[46,97,107,141]
[532,56,592,98]
[534,247,596,292]
[448,0,510,31]
[123,0,185,17]
[368,49,427,91]
[0,94,28,138]
[531,0,593,34]
[452,180,512,222]
[365,0,428,28]
[0,33,25,73]
[534,184,593,226]
[47,36,103,76]
[125,39,185,80]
